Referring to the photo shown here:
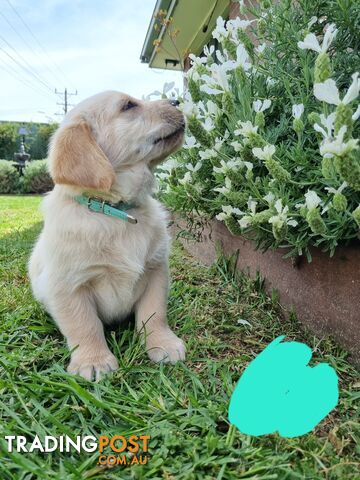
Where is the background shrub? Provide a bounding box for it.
[0,160,20,194]
[22,160,53,194]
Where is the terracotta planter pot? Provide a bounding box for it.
[171,214,360,366]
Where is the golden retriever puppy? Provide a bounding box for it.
[29,91,186,381]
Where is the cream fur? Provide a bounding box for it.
[29,91,186,381]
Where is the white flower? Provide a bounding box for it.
[214,136,225,151]
[232,44,251,71]
[181,101,199,117]
[344,73,360,104]
[248,198,257,214]
[320,126,359,157]
[314,73,360,105]
[147,81,176,99]
[199,100,220,119]
[256,43,266,55]
[216,205,244,221]
[156,171,171,181]
[207,100,220,117]
[191,46,215,66]
[263,192,275,205]
[298,192,331,214]
[352,104,360,121]
[203,117,215,132]
[216,212,228,221]
[203,45,215,58]
[234,121,258,137]
[200,63,231,95]
[189,53,207,67]
[186,67,201,82]
[214,176,232,195]
[238,198,257,228]
[325,181,347,195]
[216,44,251,72]
[183,136,200,149]
[212,16,228,41]
[297,23,337,53]
[179,93,200,117]
[266,76,276,87]
[227,17,252,35]
[307,16,318,29]
[268,199,298,228]
[292,104,304,119]
[314,79,340,104]
[253,99,272,113]
[161,158,179,171]
[230,141,243,152]
[314,112,336,139]
[305,190,322,210]
[298,33,320,52]
[179,171,192,185]
[215,48,228,65]
[213,158,244,174]
[186,162,202,173]
[238,216,252,228]
[213,160,227,174]
[252,144,276,160]
[199,148,217,160]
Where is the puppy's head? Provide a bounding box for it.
[48,90,185,199]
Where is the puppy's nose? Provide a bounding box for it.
[169,98,180,107]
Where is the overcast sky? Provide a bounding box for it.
[0,0,183,123]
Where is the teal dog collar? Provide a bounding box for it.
[74,195,137,224]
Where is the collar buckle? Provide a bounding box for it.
[81,196,137,224]
[87,196,106,213]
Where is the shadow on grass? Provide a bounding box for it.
[0,221,43,255]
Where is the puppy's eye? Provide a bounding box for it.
[122,101,137,111]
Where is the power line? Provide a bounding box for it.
[55,88,78,115]
[5,0,76,89]
[0,57,52,100]
[0,42,56,95]
[0,33,57,94]
[0,9,66,89]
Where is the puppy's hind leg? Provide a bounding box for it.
[135,263,186,363]
[49,286,118,381]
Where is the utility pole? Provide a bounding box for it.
[55,87,78,115]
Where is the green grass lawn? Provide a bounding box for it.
[0,195,359,479]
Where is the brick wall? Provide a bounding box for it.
[229,1,240,19]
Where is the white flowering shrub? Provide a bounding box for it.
[157,0,360,260]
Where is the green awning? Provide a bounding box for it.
[140,0,230,70]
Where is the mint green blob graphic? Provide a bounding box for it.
[228,336,339,438]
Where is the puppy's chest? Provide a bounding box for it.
[92,264,142,320]
[90,237,158,321]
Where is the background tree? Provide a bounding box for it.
[0,123,17,159]
[29,123,58,159]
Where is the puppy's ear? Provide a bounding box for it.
[49,118,115,191]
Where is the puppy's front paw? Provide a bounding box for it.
[67,349,119,381]
[146,330,186,363]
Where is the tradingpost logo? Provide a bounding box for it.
[5,435,151,466]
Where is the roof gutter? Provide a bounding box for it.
[140,0,177,65]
